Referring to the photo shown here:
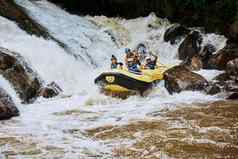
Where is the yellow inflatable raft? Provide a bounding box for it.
[95,64,169,97]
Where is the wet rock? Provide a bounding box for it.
[212,72,238,96]
[181,55,203,71]
[182,44,217,71]
[39,82,62,98]
[0,47,43,103]
[226,58,238,81]
[223,81,238,92]
[213,73,230,83]
[163,65,208,94]
[0,87,19,120]
[205,84,221,95]
[220,58,238,98]
[227,92,238,100]
[200,44,216,69]
[178,31,203,61]
[164,24,190,44]
[207,43,238,70]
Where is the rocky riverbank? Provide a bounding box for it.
[163,24,238,99]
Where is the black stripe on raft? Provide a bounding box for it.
[95,72,153,93]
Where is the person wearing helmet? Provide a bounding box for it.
[111,55,122,69]
[136,43,147,54]
[136,43,147,61]
[124,48,141,73]
[124,48,134,66]
[127,57,141,73]
[132,50,141,66]
[125,48,131,54]
[143,52,158,70]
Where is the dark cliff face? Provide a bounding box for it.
[48,0,176,19]
[49,0,237,38]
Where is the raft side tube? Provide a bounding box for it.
[95,72,153,93]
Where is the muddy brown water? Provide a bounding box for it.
[0,100,238,159]
[87,100,238,159]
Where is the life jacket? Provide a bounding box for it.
[126,57,134,66]
[111,63,118,69]
[133,54,141,66]
[144,54,158,70]
[145,62,156,69]
[128,63,141,73]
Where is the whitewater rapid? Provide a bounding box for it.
[0,0,228,158]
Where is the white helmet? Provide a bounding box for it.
[127,58,134,62]
[145,56,151,61]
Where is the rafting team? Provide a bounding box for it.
[111,44,158,73]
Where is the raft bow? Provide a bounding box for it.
[95,64,169,97]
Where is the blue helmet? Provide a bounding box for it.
[125,48,131,54]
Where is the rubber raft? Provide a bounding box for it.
[95,65,169,97]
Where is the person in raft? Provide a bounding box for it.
[143,52,158,70]
[111,55,123,69]
[124,48,133,66]
[132,50,142,66]
[124,48,141,73]
[136,43,148,62]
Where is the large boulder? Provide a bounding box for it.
[200,44,216,69]
[211,59,238,98]
[0,47,43,103]
[224,80,238,100]
[213,73,230,84]
[0,87,19,120]
[212,73,237,92]
[39,82,62,98]
[226,58,238,81]
[205,83,221,95]
[225,59,238,99]
[181,43,216,71]
[207,43,238,70]
[227,92,238,100]
[164,24,191,44]
[163,65,208,94]
[178,31,203,61]
[181,55,203,71]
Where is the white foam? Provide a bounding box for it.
[195,69,224,81]
[15,0,118,67]
[0,75,21,105]
[0,15,97,96]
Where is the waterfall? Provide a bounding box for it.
[0,0,226,101]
